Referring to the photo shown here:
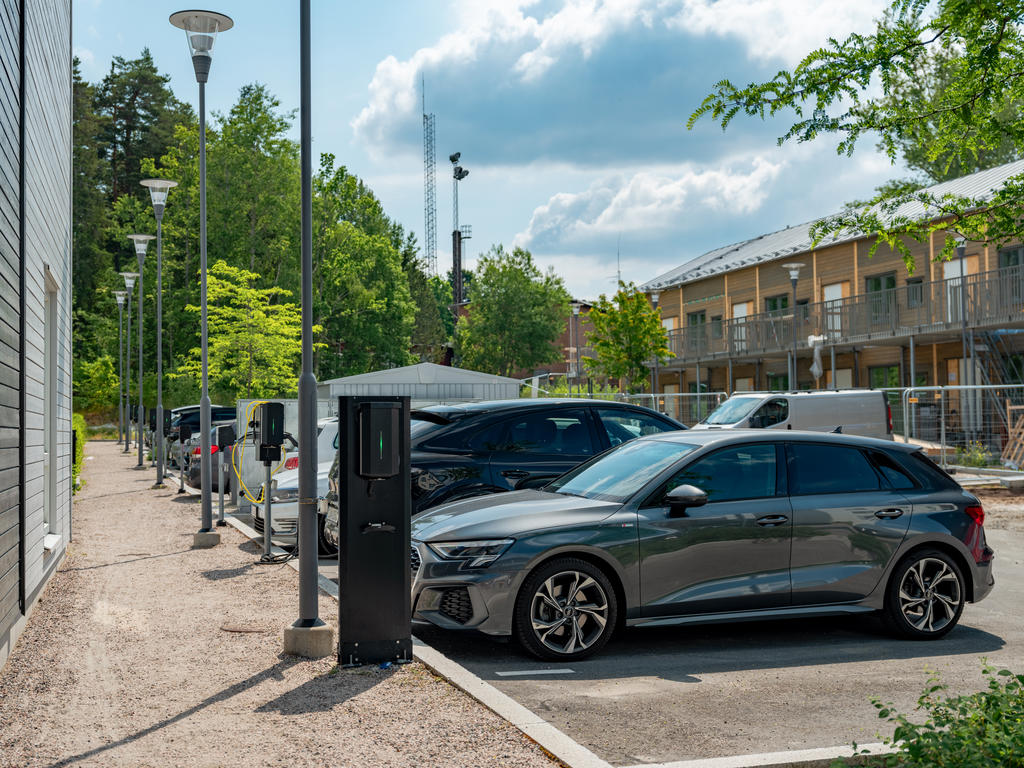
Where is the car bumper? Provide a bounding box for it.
[971,546,996,603]
[410,541,519,636]
[252,499,298,536]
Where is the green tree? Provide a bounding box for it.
[176,261,313,398]
[456,246,570,377]
[689,0,1024,267]
[584,282,670,393]
[72,356,120,414]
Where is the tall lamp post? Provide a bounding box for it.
[450,153,469,313]
[781,263,804,390]
[170,9,232,546]
[283,0,333,658]
[954,237,974,439]
[141,179,178,488]
[119,271,138,452]
[650,291,660,404]
[128,234,155,468]
[570,301,581,394]
[114,291,127,449]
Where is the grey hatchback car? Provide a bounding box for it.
[410,430,995,661]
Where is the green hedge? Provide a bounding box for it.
[72,413,87,492]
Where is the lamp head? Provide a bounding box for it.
[454,166,469,180]
[128,234,155,263]
[953,234,967,256]
[571,301,581,316]
[140,179,178,219]
[781,262,805,281]
[650,291,660,308]
[169,10,234,83]
[114,290,127,309]
[120,271,139,292]
[449,152,461,164]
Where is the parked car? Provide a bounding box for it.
[692,390,893,439]
[166,404,235,468]
[409,429,994,661]
[251,418,339,556]
[184,421,236,492]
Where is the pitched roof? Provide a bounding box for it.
[641,158,1024,291]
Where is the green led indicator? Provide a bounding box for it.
[379,431,384,459]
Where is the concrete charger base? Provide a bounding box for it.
[192,531,221,549]
[283,622,334,658]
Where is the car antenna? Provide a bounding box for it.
[831,425,843,433]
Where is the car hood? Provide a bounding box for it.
[274,461,333,494]
[412,489,620,542]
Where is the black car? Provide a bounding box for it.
[322,399,684,544]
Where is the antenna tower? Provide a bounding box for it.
[422,78,438,276]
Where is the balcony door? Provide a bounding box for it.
[944,259,967,323]
[823,282,844,338]
[731,302,748,352]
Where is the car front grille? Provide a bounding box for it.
[438,586,472,625]
[410,545,421,577]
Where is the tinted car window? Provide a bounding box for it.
[900,450,959,490]
[752,399,788,427]
[664,444,777,502]
[789,443,880,494]
[549,439,696,503]
[869,450,917,490]
[484,410,594,455]
[595,407,677,447]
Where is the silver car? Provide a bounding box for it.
[411,430,995,661]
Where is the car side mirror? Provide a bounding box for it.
[664,484,707,516]
[748,414,764,428]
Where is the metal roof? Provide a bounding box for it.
[317,362,522,402]
[641,159,1024,292]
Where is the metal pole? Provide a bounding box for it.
[959,247,969,441]
[569,307,575,394]
[295,0,323,630]
[230,444,238,507]
[155,217,165,486]
[262,461,272,559]
[124,285,132,453]
[791,276,798,388]
[940,388,947,468]
[727,357,733,394]
[217,448,225,525]
[574,314,581,396]
[117,302,124,448]
[830,346,836,389]
[178,438,185,494]
[909,335,916,439]
[198,79,214,533]
[137,253,144,468]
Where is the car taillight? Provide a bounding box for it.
[191,445,219,456]
[886,402,893,433]
[285,456,299,470]
[966,505,985,526]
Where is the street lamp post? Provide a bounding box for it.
[571,302,581,394]
[141,179,178,488]
[119,271,138,452]
[170,9,233,546]
[283,0,333,658]
[650,291,660,406]
[450,153,469,313]
[128,235,155,468]
[955,237,973,439]
[114,291,127,448]
[782,263,804,390]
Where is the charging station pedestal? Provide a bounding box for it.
[337,396,412,666]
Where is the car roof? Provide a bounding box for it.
[642,429,916,452]
[418,398,673,417]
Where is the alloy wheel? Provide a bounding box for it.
[897,556,962,634]
[530,570,609,655]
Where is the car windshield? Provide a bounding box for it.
[702,396,763,425]
[547,439,697,503]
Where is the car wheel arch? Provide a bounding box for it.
[520,547,629,629]
[889,538,976,602]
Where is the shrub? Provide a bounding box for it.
[955,440,994,468]
[72,413,87,492]
[836,664,1024,767]
[73,356,120,414]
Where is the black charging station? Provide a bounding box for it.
[179,423,193,444]
[337,396,412,666]
[163,410,172,437]
[216,423,236,451]
[148,408,156,432]
[258,401,284,463]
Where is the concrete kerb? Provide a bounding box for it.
[221,513,898,768]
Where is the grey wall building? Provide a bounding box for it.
[0,0,73,669]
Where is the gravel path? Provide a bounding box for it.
[0,440,557,768]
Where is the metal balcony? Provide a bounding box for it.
[666,263,1024,364]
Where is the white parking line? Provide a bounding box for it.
[495,668,576,677]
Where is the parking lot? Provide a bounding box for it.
[211,476,1024,767]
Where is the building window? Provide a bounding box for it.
[765,294,788,314]
[866,273,897,293]
[688,310,706,326]
[999,247,1022,268]
[906,278,924,308]
[869,365,900,389]
[710,315,723,339]
[796,298,809,320]
[766,372,788,391]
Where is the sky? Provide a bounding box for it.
[73,0,905,302]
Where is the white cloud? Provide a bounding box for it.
[666,0,887,66]
[515,156,784,247]
[73,46,95,68]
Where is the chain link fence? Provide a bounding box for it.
[536,391,728,427]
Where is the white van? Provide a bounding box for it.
[692,390,893,440]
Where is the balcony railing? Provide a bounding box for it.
[666,263,1024,363]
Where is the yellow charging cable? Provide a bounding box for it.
[231,399,289,505]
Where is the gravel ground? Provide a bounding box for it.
[974,487,1024,532]
[0,440,557,768]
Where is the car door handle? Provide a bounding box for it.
[875,508,904,519]
[756,515,789,527]
[501,470,530,479]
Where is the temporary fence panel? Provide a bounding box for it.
[549,391,728,427]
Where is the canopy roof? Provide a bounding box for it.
[317,363,522,402]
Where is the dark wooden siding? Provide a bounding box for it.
[0,0,20,638]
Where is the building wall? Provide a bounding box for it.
[0,0,72,668]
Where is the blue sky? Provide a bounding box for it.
[74,0,904,301]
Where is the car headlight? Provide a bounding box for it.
[427,539,514,568]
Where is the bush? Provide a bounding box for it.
[955,440,994,468]
[836,664,1024,767]
[73,356,120,414]
[72,413,87,492]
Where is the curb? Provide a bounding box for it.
[222,512,897,768]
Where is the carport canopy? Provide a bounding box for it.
[317,362,522,403]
